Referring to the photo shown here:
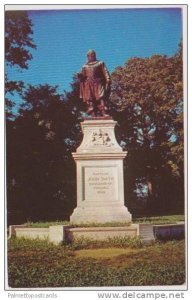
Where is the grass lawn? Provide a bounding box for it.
[23,214,185,228]
[7,237,185,288]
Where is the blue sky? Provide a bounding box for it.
[7,8,182,100]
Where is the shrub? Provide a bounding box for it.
[64,236,142,250]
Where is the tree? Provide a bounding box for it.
[5,11,36,68]
[110,44,183,214]
[7,84,82,223]
[5,11,36,118]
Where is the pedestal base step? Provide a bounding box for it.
[70,206,132,224]
[66,225,138,242]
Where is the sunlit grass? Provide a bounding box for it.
[23,215,184,228]
[133,215,184,224]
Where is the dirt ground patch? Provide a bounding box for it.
[74,247,137,259]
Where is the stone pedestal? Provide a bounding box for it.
[70,117,132,224]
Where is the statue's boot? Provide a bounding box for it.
[98,105,109,117]
[97,99,109,117]
[101,110,109,117]
[86,101,95,117]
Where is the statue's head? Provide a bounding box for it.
[87,49,96,62]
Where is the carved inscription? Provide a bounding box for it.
[84,167,118,201]
[88,173,114,194]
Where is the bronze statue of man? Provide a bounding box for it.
[77,50,111,117]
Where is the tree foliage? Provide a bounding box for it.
[5,11,36,69]
[7,84,82,223]
[109,44,183,213]
[5,11,36,118]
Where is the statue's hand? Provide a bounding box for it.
[77,72,86,81]
[77,72,82,78]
